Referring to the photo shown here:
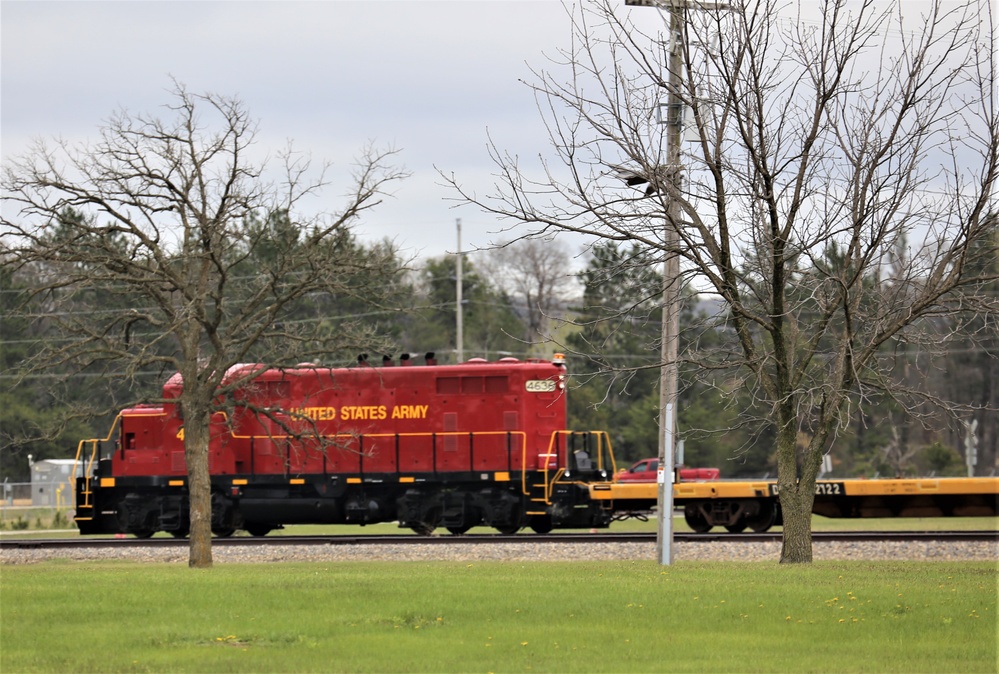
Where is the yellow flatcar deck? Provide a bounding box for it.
[589,477,999,519]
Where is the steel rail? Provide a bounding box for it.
[2,530,996,551]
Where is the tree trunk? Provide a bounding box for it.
[184,405,213,568]
[775,418,815,563]
[779,487,814,563]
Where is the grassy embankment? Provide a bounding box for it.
[2,560,995,673]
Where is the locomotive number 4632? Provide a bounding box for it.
[769,481,845,497]
[525,379,557,393]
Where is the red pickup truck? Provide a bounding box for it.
[615,458,720,482]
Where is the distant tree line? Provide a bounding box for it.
[564,239,996,478]
[4,233,993,483]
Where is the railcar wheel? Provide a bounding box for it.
[169,529,189,539]
[245,524,272,537]
[446,525,472,535]
[410,523,436,536]
[683,505,713,533]
[213,528,236,538]
[746,503,777,532]
[495,525,522,535]
[133,529,155,539]
[724,519,747,533]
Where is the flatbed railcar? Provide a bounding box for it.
[74,354,618,537]
[590,477,999,532]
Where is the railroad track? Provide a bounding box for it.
[3,530,996,551]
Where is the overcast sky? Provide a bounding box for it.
[2,1,664,264]
[4,1,982,266]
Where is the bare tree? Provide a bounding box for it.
[2,84,407,567]
[445,0,999,562]
[478,238,578,351]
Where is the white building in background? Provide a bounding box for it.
[28,456,80,507]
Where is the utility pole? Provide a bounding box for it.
[456,218,464,363]
[658,3,684,567]
[625,0,686,566]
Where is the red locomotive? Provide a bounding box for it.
[74,353,618,537]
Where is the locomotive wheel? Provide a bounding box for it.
[683,506,713,533]
[410,507,441,536]
[528,515,553,534]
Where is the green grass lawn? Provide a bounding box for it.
[2,560,995,673]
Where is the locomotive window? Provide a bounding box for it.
[461,377,483,394]
[266,381,290,402]
[436,377,460,394]
[437,376,506,394]
[485,376,508,393]
[235,381,290,405]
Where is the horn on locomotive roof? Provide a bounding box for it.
[425,352,437,366]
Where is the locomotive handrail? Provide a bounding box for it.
[531,430,618,504]
[72,414,122,510]
[270,430,530,481]
[173,420,533,483]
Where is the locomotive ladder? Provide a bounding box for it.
[71,415,121,524]
[525,441,560,516]
[526,473,553,516]
[72,438,101,522]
